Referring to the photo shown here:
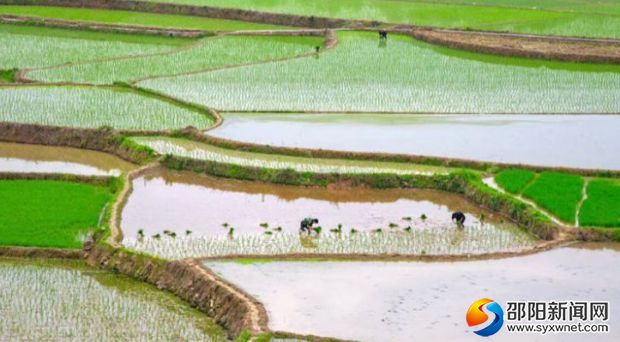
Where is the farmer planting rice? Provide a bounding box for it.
[300,217,319,235]
[452,211,466,226]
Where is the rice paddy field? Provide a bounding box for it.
[0,258,227,340]
[141,31,620,114]
[0,86,212,130]
[0,5,290,31]
[29,35,322,84]
[130,136,450,175]
[138,0,620,38]
[0,23,182,70]
[0,179,113,248]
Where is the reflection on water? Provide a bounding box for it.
[121,168,515,238]
[0,142,135,176]
[207,244,620,342]
[210,113,620,170]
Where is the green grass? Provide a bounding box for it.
[29,35,321,84]
[137,0,620,38]
[579,179,620,228]
[522,171,584,224]
[0,180,113,248]
[0,85,213,130]
[0,68,17,82]
[142,31,620,114]
[0,5,291,31]
[0,23,183,69]
[495,169,536,194]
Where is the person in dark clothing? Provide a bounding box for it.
[300,217,319,234]
[379,30,388,40]
[452,212,466,226]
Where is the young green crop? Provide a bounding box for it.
[0,86,212,130]
[522,172,584,224]
[142,31,620,114]
[136,0,620,38]
[0,5,290,31]
[0,180,112,248]
[0,23,180,69]
[30,35,322,84]
[130,136,450,175]
[495,169,536,194]
[579,179,620,228]
[0,258,226,340]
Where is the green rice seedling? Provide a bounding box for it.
[169,232,177,238]
[142,31,620,114]
[259,223,269,228]
[388,223,399,228]
[0,86,212,130]
[153,234,161,239]
[579,179,620,228]
[350,228,358,234]
[274,227,283,232]
[31,35,321,84]
[222,223,229,228]
[0,23,177,70]
[228,228,235,236]
[314,227,322,234]
[264,231,273,235]
[0,259,226,340]
[132,137,449,176]
[186,229,192,235]
[495,169,536,194]
[421,214,427,221]
[522,172,584,224]
[402,216,412,221]
[137,229,144,237]
[374,228,383,233]
[404,226,412,232]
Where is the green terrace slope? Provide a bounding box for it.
[141,31,620,114]
[29,35,322,84]
[136,0,620,38]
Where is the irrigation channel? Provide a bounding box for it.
[209,113,620,171]
[206,243,620,342]
[0,258,227,340]
[121,168,536,259]
[0,142,135,175]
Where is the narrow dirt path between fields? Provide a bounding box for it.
[483,176,568,227]
[575,179,590,227]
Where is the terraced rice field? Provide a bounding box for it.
[130,136,450,175]
[0,179,113,248]
[579,179,620,228]
[0,86,212,130]
[138,0,620,38]
[0,23,180,69]
[0,5,290,31]
[30,35,322,84]
[0,258,226,340]
[142,32,620,113]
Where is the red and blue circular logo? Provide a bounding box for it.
[466,298,504,337]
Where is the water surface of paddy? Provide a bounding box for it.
[0,258,226,341]
[210,113,620,170]
[0,142,135,175]
[206,243,620,342]
[122,169,514,238]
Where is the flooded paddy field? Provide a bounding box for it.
[0,142,135,176]
[0,258,226,341]
[206,243,620,342]
[122,169,535,259]
[210,113,620,170]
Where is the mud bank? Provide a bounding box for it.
[0,14,210,37]
[84,243,268,338]
[0,245,83,259]
[0,122,154,164]
[0,0,354,28]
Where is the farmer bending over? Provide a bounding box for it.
[300,217,319,235]
[452,211,466,226]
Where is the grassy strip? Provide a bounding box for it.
[0,179,114,248]
[0,5,290,31]
[522,172,584,224]
[579,179,620,228]
[0,67,17,82]
[495,169,536,194]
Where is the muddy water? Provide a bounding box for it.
[210,113,620,170]
[0,142,135,175]
[207,243,620,342]
[121,168,514,239]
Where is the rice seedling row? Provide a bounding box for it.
[0,258,226,341]
[125,224,537,259]
[0,23,179,70]
[0,86,212,130]
[141,31,620,114]
[494,169,536,194]
[30,35,322,84]
[0,5,291,31]
[131,136,450,175]
[136,0,620,38]
[579,179,620,228]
